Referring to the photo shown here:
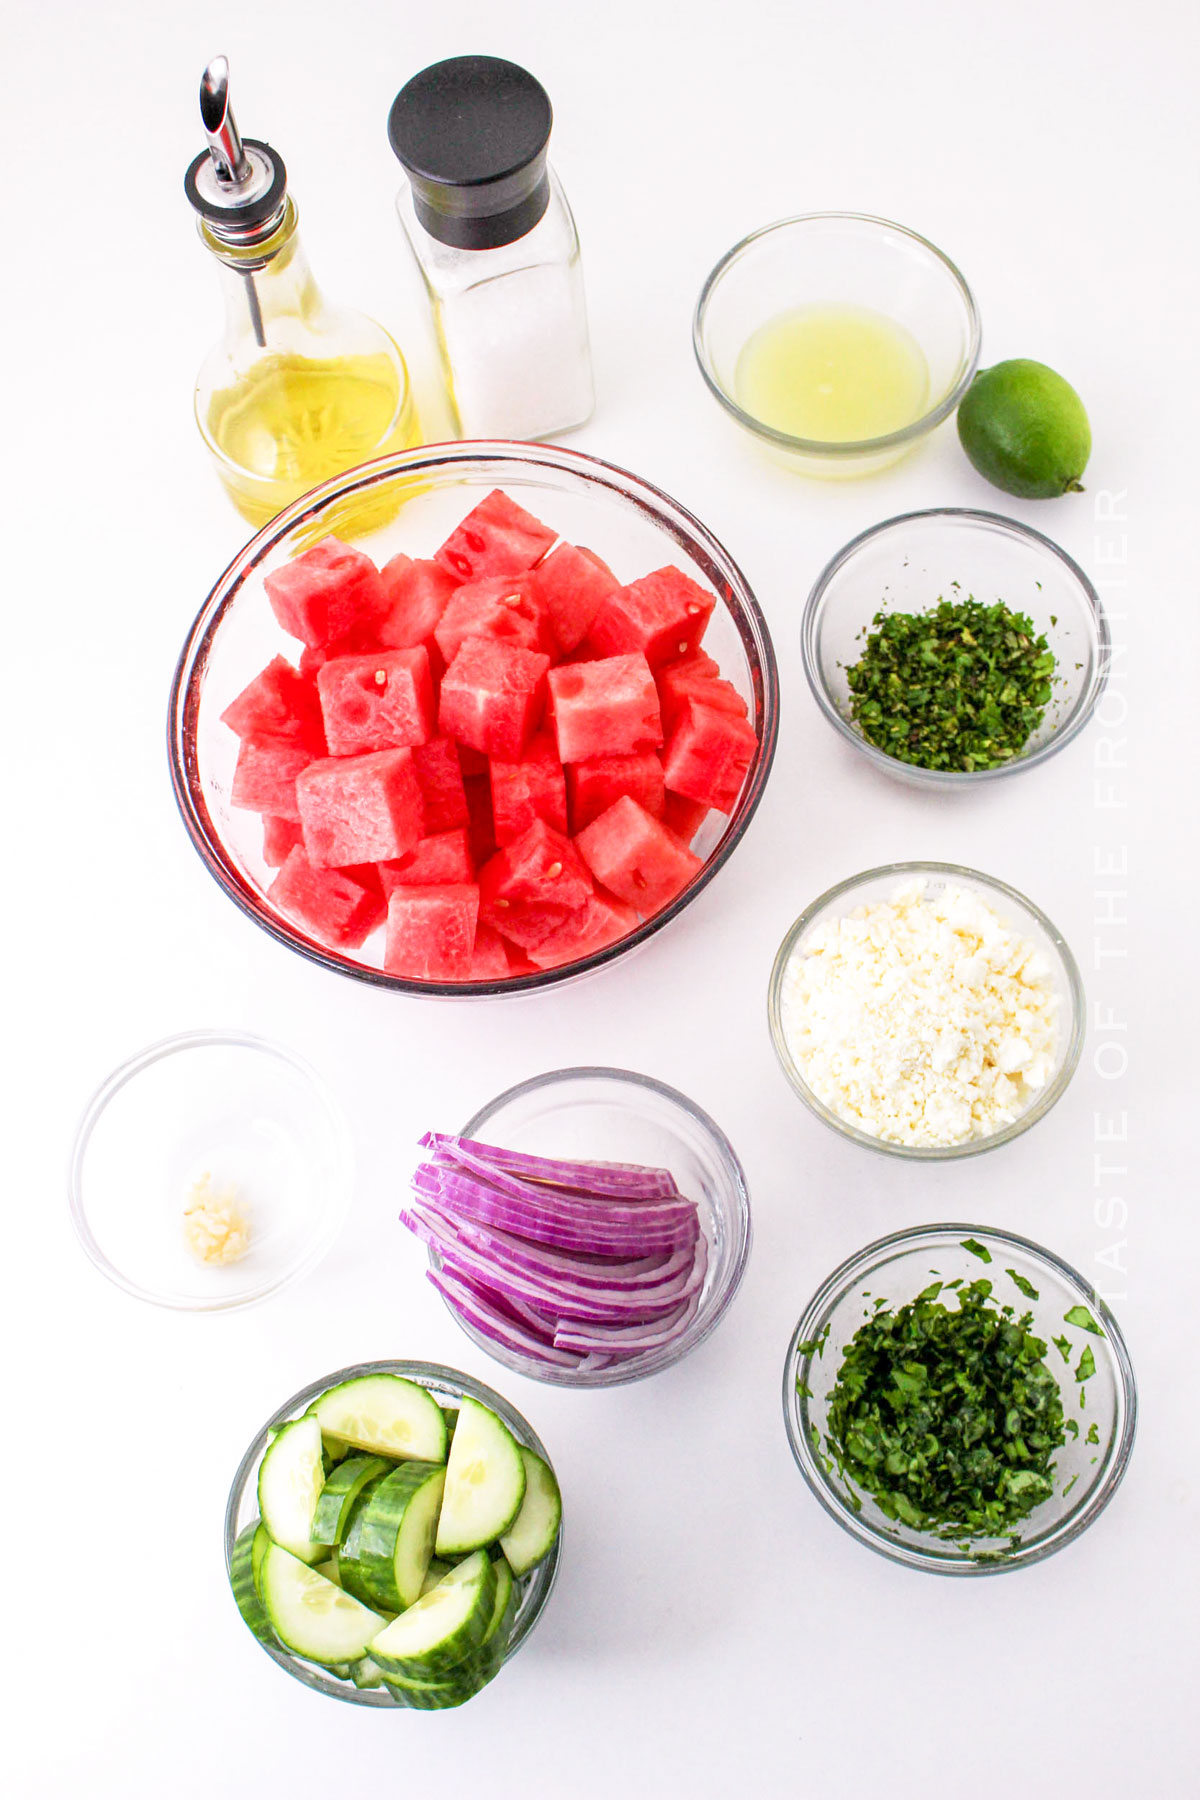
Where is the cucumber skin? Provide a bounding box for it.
[335,1476,391,1609]
[353,1461,446,1611]
[499,1449,562,1576]
[370,1552,497,1678]
[257,1416,325,1563]
[230,1523,279,1648]
[312,1455,392,1549]
[382,1567,514,1708]
[384,1665,492,1710]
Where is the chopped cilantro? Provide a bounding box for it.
[961,1237,992,1263]
[1006,1268,1040,1300]
[1063,1305,1103,1335]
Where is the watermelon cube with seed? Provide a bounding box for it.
[378,828,474,894]
[527,542,620,653]
[547,653,662,763]
[490,733,568,847]
[264,537,388,649]
[296,748,424,867]
[567,750,666,833]
[434,490,557,584]
[221,656,325,751]
[268,846,385,949]
[384,883,480,981]
[479,818,593,913]
[586,566,716,668]
[438,638,550,761]
[316,647,435,756]
[662,698,758,815]
[376,555,458,651]
[433,576,549,665]
[575,795,703,914]
[231,738,317,821]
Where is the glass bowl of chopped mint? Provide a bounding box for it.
[783,1225,1137,1574]
[802,509,1110,785]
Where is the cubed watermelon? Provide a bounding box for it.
[433,575,550,665]
[479,818,593,912]
[527,542,620,654]
[661,698,758,814]
[490,733,568,847]
[566,750,666,832]
[297,621,385,676]
[410,737,469,834]
[264,538,388,649]
[296,748,424,867]
[463,773,497,866]
[221,656,325,751]
[586,566,716,668]
[434,490,557,584]
[483,897,577,953]
[438,638,550,761]
[268,846,385,949]
[525,891,640,969]
[656,653,749,732]
[464,922,511,981]
[231,738,317,821]
[662,791,711,845]
[384,883,480,981]
[574,795,703,914]
[375,554,458,653]
[261,814,305,868]
[378,828,474,895]
[316,646,435,756]
[546,653,662,763]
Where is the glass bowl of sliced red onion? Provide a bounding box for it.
[401,1067,752,1387]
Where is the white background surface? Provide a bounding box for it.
[9,1,1198,1793]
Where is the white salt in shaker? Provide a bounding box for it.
[388,56,595,442]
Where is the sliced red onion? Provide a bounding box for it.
[432,1239,696,1324]
[422,1133,680,1199]
[413,1160,697,1237]
[426,1268,580,1368]
[552,1287,703,1353]
[411,1166,696,1256]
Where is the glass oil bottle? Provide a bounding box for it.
[185,57,421,532]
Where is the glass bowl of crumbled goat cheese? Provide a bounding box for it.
[767,862,1084,1158]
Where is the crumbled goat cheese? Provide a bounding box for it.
[182,1171,251,1266]
[779,879,1060,1147]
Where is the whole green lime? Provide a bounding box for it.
[957,359,1091,498]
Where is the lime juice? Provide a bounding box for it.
[734,303,930,444]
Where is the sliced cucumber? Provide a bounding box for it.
[313,1552,341,1587]
[435,1399,526,1556]
[309,1375,448,1464]
[352,1462,446,1611]
[384,1664,492,1710]
[312,1454,392,1549]
[230,1522,277,1647]
[477,1556,516,1678]
[351,1656,385,1690]
[257,1415,325,1563]
[498,1448,562,1575]
[259,1541,384,1664]
[369,1549,496,1677]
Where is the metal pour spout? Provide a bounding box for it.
[200,56,251,186]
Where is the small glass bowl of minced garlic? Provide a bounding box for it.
[68,1030,352,1310]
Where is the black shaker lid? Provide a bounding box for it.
[387,56,553,250]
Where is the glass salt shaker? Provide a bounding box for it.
[387,56,595,442]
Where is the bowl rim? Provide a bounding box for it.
[801,506,1111,784]
[767,860,1086,1160]
[223,1358,561,1705]
[781,1221,1138,1576]
[692,210,982,456]
[67,1027,353,1311]
[168,440,779,998]
[428,1064,754,1387]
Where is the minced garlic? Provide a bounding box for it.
[182,1171,251,1265]
[780,879,1060,1148]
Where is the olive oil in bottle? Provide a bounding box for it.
[185,58,420,531]
[734,303,929,445]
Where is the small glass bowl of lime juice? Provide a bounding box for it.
[693,213,980,477]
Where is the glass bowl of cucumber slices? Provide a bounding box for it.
[224,1360,562,1706]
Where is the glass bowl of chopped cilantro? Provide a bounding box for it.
[784,1225,1136,1573]
[802,509,1109,784]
